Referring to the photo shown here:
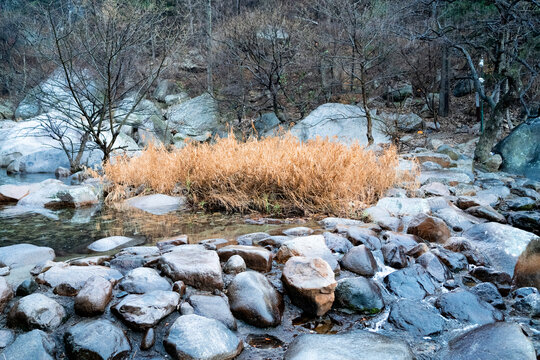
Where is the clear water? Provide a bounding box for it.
[0,169,313,259]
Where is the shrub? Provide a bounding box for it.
[102,135,418,217]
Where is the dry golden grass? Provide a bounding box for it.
[102,135,418,217]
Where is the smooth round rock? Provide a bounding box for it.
[223,255,246,274]
[388,299,445,336]
[8,293,65,331]
[64,319,131,360]
[340,245,378,276]
[189,294,237,330]
[334,277,384,314]
[74,276,113,316]
[119,267,171,294]
[435,289,503,325]
[1,330,55,360]
[164,314,243,360]
[227,271,283,327]
[141,328,155,350]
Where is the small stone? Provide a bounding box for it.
[156,235,188,250]
[0,267,9,276]
[180,302,194,315]
[341,245,378,276]
[382,243,408,269]
[74,276,113,316]
[87,236,138,252]
[283,227,314,237]
[141,328,155,350]
[511,287,540,317]
[282,257,337,316]
[217,245,273,272]
[236,232,270,245]
[346,227,381,250]
[223,254,247,274]
[172,280,186,296]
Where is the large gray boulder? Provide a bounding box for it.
[290,103,389,146]
[284,330,414,360]
[494,117,540,180]
[1,330,56,360]
[16,179,100,209]
[167,93,221,142]
[8,293,65,331]
[0,244,55,269]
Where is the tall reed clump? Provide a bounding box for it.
[102,135,418,217]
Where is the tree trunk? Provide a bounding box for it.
[438,44,449,117]
[360,68,373,145]
[206,0,213,93]
[474,105,503,163]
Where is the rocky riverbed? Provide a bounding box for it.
[0,143,539,360]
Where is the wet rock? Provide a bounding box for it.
[227,271,283,327]
[172,280,186,296]
[276,235,338,271]
[432,247,468,271]
[323,232,353,254]
[0,329,14,349]
[126,194,186,215]
[74,276,113,316]
[217,245,272,272]
[420,182,450,196]
[68,255,112,266]
[283,227,313,236]
[435,289,503,325]
[284,330,414,360]
[334,277,384,314]
[380,231,421,252]
[456,195,493,209]
[388,299,445,336]
[416,252,451,283]
[513,238,540,290]
[87,236,138,252]
[340,245,378,276]
[469,266,512,296]
[119,267,171,294]
[159,245,224,291]
[407,213,451,243]
[0,267,8,276]
[0,184,32,203]
[164,314,243,360]
[37,265,122,296]
[112,290,180,330]
[282,257,337,316]
[433,205,482,232]
[407,243,429,258]
[65,319,131,360]
[1,330,55,360]
[199,238,232,250]
[511,287,540,317]
[507,211,540,233]
[463,222,539,276]
[253,235,290,249]
[466,205,506,223]
[441,322,536,360]
[223,254,246,274]
[511,186,540,201]
[8,293,65,331]
[0,243,55,269]
[444,237,486,265]
[156,235,188,251]
[420,170,473,186]
[382,242,408,269]
[346,227,381,250]
[384,264,437,300]
[505,197,537,211]
[376,197,431,217]
[236,232,269,245]
[15,278,38,296]
[141,328,155,350]
[189,294,237,330]
[0,277,13,312]
[471,282,505,309]
[180,302,194,315]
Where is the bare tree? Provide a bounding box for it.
[34,0,180,171]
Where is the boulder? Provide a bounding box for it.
[0,330,56,360]
[290,103,389,146]
[383,84,413,102]
[0,184,32,203]
[453,78,475,97]
[64,319,131,360]
[7,293,65,331]
[323,232,353,254]
[463,222,539,276]
[507,211,540,233]
[276,235,338,271]
[17,179,100,209]
[319,217,364,230]
[434,205,482,232]
[511,287,540,317]
[126,194,187,215]
[513,238,540,290]
[382,242,408,269]
[340,245,378,276]
[164,314,243,360]
[346,227,381,250]
[0,244,55,269]
[283,226,314,237]
[470,282,505,309]
[466,205,506,223]
[223,255,246,274]
[217,245,273,272]
[388,299,445,336]
[236,232,270,245]
[441,322,536,360]
[376,197,431,217]
[382,112,423,132]
[416,252,451,283]
[384,264,437,300]
[493,117,540,180]
[334,277,384,314]
[153,79,180,102]
[282,256,337,316]
[36,264,122,296]
[188,294,237,330]
[435,289,503,325]
[412,152,452,168]
[167,93,221,142]
[407,213,451,243]
[156,235,188,251]
[469,266,512,296]
[159,245,224,291]
[74,276,113,316]
[112,290,180,329]
[254,112,280,135]
[284,330,414,360]
[227,271,283,327]
[118,267,171,294]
